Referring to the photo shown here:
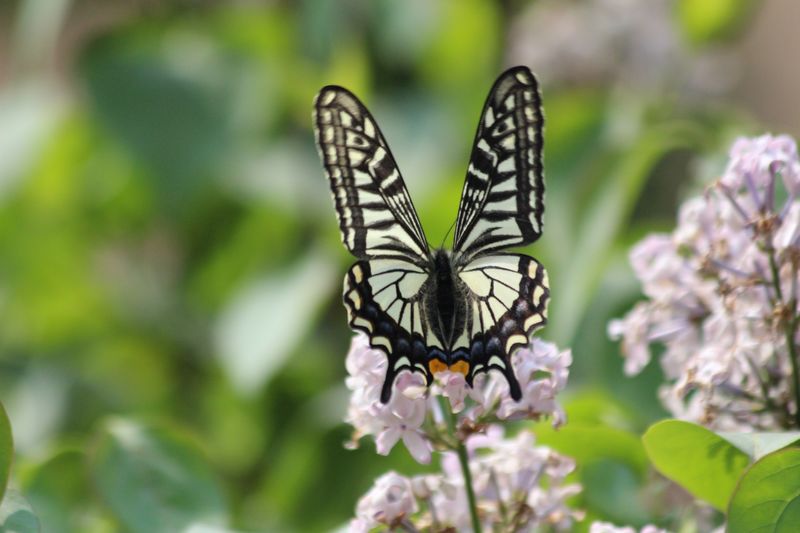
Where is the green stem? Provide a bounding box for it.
[769,252,800,428]
[439,397,482,533]
[785,315,800,428]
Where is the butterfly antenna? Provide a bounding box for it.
[439,220,457,249]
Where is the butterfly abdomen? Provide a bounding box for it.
[426,249,468,361]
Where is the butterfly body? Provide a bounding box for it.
[315,67,549,403]
[429,248,465,354]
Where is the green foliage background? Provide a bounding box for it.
[0,0,790,531]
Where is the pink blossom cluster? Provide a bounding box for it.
[344,333,572,463]
[349,428,582,532]
[609,134,800,430]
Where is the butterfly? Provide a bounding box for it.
[313,66,549,403]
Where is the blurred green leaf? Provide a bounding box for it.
[550,123,700,344]
[560,389,639,430]
[81,29,232,211]
[0,402,11,503]
[535,423,648,477]
[213,247,337,395]
[0,489,39,533]
[21,449,114,533]
[727,447,800,533]
[582,460,651,527]
[421,0,498,98]
[0,83,63,198]
[89,418,228,533]
[642,420,750,510]
[718,432,800,461]
[677,0,758,45]
[21,450,82,533]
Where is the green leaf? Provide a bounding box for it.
[0,402,12,504]
[549,123,700,344]
[582,460,651,527]
[0,489,40,533]
[718,432,800,461]
[89,418,228,533]
[213,247,337,395]
[535,424,648,477]
[677,0,759,45]
[21,449,115,533]
[81,28,233,211]
[728,447,800,533]
[642,419,750,510]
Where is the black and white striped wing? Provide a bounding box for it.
[454,254,549,399]
[314,86,429,263]
[343,260,436,403]
[453,67,544,260]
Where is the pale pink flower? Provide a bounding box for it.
[610,134,800,430]
[434,370,470,413]
[375,389,431,464]
[413,427,582,531]
[774,201,800,251]
[608,304,654,375]
[345,334,572,446]
[351,471,417,531]
[344,334,431,462]
[491,339,572,425]
[723,134,800,194]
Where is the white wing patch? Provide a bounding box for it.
[314,86,430,263]
[452,67,544,261]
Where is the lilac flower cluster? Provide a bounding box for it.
[609,134,800,430]
[350,429,582,532]
[344,334,571,463]
[343,333,575,531]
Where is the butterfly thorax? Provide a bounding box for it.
[427,249,468,359]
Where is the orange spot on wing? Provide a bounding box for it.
[429,359,448,375]
[448,361,470,377]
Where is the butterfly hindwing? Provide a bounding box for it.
[314,86,429,263]
[343,260,434,402]
[453,254,549,400]
[453,67,544,260]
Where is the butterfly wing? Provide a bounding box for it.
[453,254,549,400]
[314,86,429,263]
[315,86,436,401]
[452,66,544,261]
[344,259,440,403]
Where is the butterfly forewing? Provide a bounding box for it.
[314,86,429,263]
[452,67,544,260]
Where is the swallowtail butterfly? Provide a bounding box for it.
[314,67,549,403]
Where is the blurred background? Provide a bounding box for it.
[0,0,798,531]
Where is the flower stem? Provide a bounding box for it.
[785,320,800,428]
[769,251,800,427]
[439,397,482,533]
